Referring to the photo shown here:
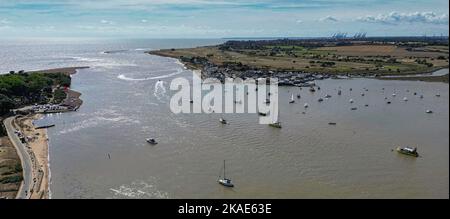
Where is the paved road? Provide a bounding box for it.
[3,117,32,199]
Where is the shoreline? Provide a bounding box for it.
[27,66,89,76]
[32,66,87,111]
[14,114,49,199]
[4,66,87,199]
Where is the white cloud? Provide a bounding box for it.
[1,19,10,24]
[100,19,115,25]
[296,19,303,24]
[141,19,148,23]
[319,16,338,22]
[357,11,449,25]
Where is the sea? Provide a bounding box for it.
[1,39,448,198]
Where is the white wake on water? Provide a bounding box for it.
[153,80,167,101]
[109,179,169,199]
[117,68,184,81]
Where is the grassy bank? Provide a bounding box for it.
[149,39,449,76]
[0,136,22,199]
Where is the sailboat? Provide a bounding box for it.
[218,160,234,187]
[146,138,158,145]
[269,121,282,128]
[289,94,295,104]
[269,115,282,128]
[219,117,228,124]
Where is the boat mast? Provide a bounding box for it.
[223,160,226,179]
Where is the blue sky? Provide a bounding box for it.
[0,0,448,38]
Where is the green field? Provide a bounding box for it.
[149,41,449,76]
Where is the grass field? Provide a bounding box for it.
[150,42,449,75]
[0,136,22,199]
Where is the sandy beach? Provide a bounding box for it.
[27,66,89,76]
[15,114,49,199]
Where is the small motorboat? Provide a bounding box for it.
[351,107,358,111]
[304,103,309,108]
[219,118,228,124]
[349,99,354,103]
[426,110,433,114]
[309,87,316,92]
[325,94,332,98]
[318,98,324,102]
[396,146,419,157]
[146,138,158,145]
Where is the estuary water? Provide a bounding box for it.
[1,39,448,199]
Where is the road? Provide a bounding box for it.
[3,117,32,199]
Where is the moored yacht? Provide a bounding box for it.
[289,94,295,104]
[396,146,419,157]
[269,122,282,129]
[219,117,228,124]
[146,138,158,145]
[218,160,234,187]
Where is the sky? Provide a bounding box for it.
[0,0,448,39]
